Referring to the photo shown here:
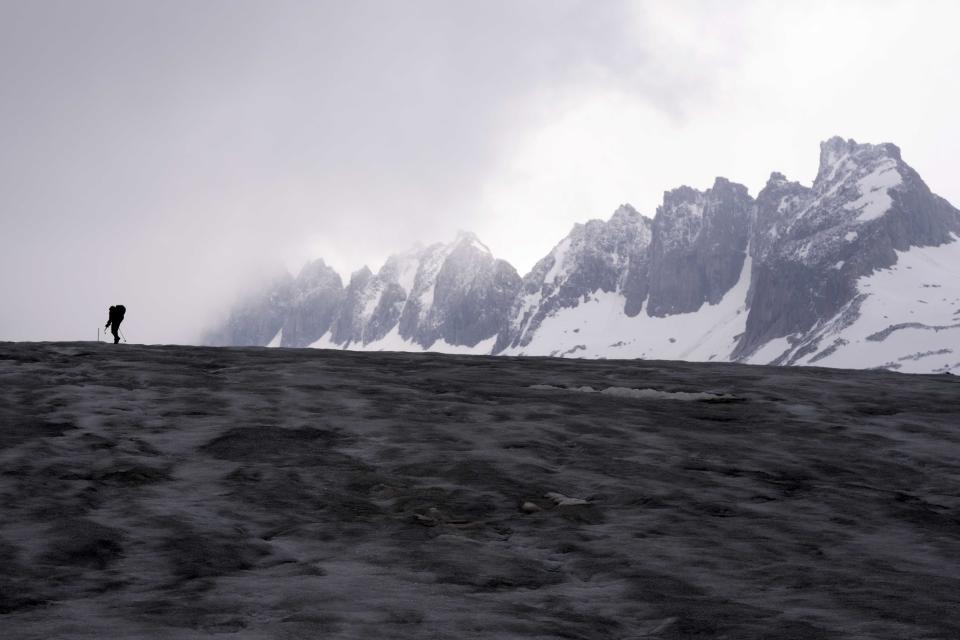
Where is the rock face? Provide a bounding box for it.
[281,259,343,348]
[646,177,753,317]
[207,137,960,373]
[423,238,522,347]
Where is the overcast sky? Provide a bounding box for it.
[2,0,959,343]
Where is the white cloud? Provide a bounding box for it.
[472,0,960,272]
[2,0,959,342]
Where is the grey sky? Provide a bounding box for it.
[2,0,959,343]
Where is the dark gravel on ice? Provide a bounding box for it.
[1,342,959,639]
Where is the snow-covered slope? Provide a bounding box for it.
[504,249,752,360]
[207,137,960,372]
[496,204,652,352]
[774,236,960,373]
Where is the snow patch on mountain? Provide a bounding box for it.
[791,235,960,373]
[387,250,422,296]
[844,159,902,222]
[745,336,793,365]
[507,249,752,362]
[411,245,448,311]
[266,329,283,348]
[360,280,385,321]
[543,237,573,285]
[466,234,492,255]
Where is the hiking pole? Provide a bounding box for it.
[119,328,127,343]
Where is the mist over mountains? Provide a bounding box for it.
[207,137,960,373]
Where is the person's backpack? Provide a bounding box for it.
[115,305,126,320]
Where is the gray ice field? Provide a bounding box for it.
[1,342,959,639]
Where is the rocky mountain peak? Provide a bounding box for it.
[752,172,811,260]
[297,255,327,274]
[818,135,855,168]
[451,229,491,254]
[348,265,374,285]
[767,171,788,184]
[646,176,752,317]
[711,176,743,191]
[661,185,703,211]
[296,258,342,290]
[741,137,960,362]
[610,203,640,220]
[815,136,904,189]
[377,246,423,293]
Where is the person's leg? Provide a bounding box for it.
[112,325,120,343]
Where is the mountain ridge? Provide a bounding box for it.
[206,137,960,373]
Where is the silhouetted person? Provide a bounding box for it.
[105,305,126,344]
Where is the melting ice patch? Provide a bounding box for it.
[530,384,736,401]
